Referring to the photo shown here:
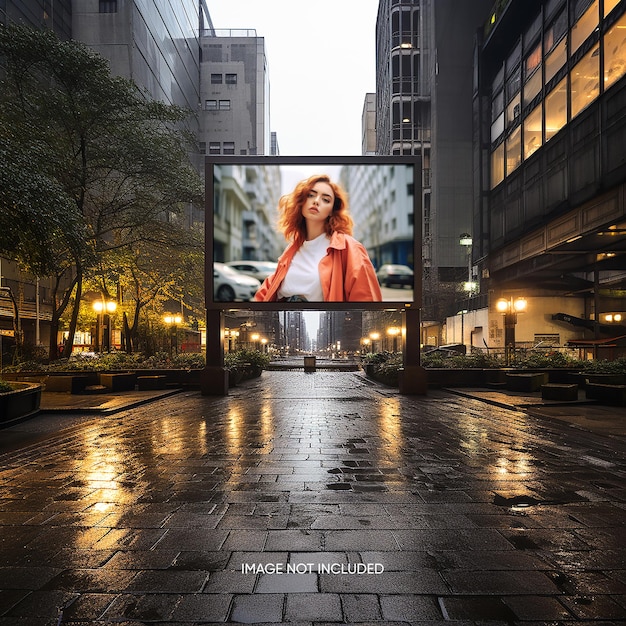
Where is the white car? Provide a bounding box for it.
[214,263,261,301]
[225,260,278,282]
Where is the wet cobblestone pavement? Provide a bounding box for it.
[0,371,625,625]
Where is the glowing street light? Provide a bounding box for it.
[93,299,117,352]
[496,297,527,364]
[387,326,401,352]
[164,314,182,357]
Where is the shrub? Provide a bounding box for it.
[0,379,14,393]
[580,357,626,374]
[224,348,270,370]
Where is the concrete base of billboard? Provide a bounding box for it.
[398,365,428,395]
[200,366,229,396]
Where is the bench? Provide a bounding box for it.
[137,375,167,390]
[585,382,626,406]
[98,372,137,391]
[45,375,91,394]
[540,383,579,401]
[505,372,549,392]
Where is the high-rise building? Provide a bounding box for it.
[1,0,72,38]
[470,0,626,352]
[374,0,492,325]
[199,28,271,157]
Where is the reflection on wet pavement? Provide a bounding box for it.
[0,371,624,624]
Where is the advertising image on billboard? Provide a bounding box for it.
[206,156,420,311]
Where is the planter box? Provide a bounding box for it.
[506,372,549,391]
[0,382,42,426]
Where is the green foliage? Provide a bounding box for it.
[224,349,271,370]
[0,24,203,359]
[510,350,579,369]
[0,380,15,393]
[580,357,626,374]
[3,351,205,372]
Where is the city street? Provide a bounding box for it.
[0,370,624,624]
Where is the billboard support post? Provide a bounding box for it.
[201,308,229,395]
[399,307,427,394]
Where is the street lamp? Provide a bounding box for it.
[361,337,371,354]
[93,299,117,352]
[387,326,401,352]
[251,332,260,351]
[369,332,381,353]
[496,296,527,365]
[164,314,182,357]
[459,233,475,294]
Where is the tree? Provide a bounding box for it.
[0,24,203,359]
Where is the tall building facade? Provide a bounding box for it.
[199,28,271,157]
[471,0,626,350]
[0,0,72,37]
[375,0,492,324]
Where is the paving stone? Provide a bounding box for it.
[284,592,342,621]
[0,372,623,624]
[230,593,284,623]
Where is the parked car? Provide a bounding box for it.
[376,264,414,288]
[214,263,261,301]
[225,260,278,282]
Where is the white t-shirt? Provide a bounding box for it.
[277,234,330,301]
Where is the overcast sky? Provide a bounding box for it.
[207,0,380,157]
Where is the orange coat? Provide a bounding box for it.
[255,232,382,302]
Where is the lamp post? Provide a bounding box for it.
[361,337,371,354]
[387,326,401,352]
[459,233,474,294]
[251,332,260,351]
[164,314,182,357]
[496,297,527,365]
[93,299,117,352]
[369,332,381,353]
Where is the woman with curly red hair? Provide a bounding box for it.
[254,174,382,302]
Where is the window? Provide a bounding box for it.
[211,73,222,84]
[545,10,567,53]
[99,0,117,12]
[545,37,567,84]
[219,100,231,110]
[491,142,505,188]
[205,100,217,110]
[225,73,237,84]
[523,42,542,106]
[223,142,235,154]
[492,89,504,122]
[209,142,220,154]
[506,93,521,128]
[570,44,600,118]
[523,104,542,159]
[604,12,626,90]
[571,0,598,53]
[545,78,567,141]
[506,126,522,174]
[604,0,620,16]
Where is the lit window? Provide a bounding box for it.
[523,104,542,159]
[604,12,626,90]
[604,0,620,16]
[545,37,567,84]
[506,126,522,175]
[211,73,222,84]
[570,44,600,118]
[225,73,237,84]
[545,78,567,141]
[524,69,542,106]
[571,0,598,54]
[491,142,505,189]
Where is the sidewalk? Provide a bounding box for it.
[0,370,624,624]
